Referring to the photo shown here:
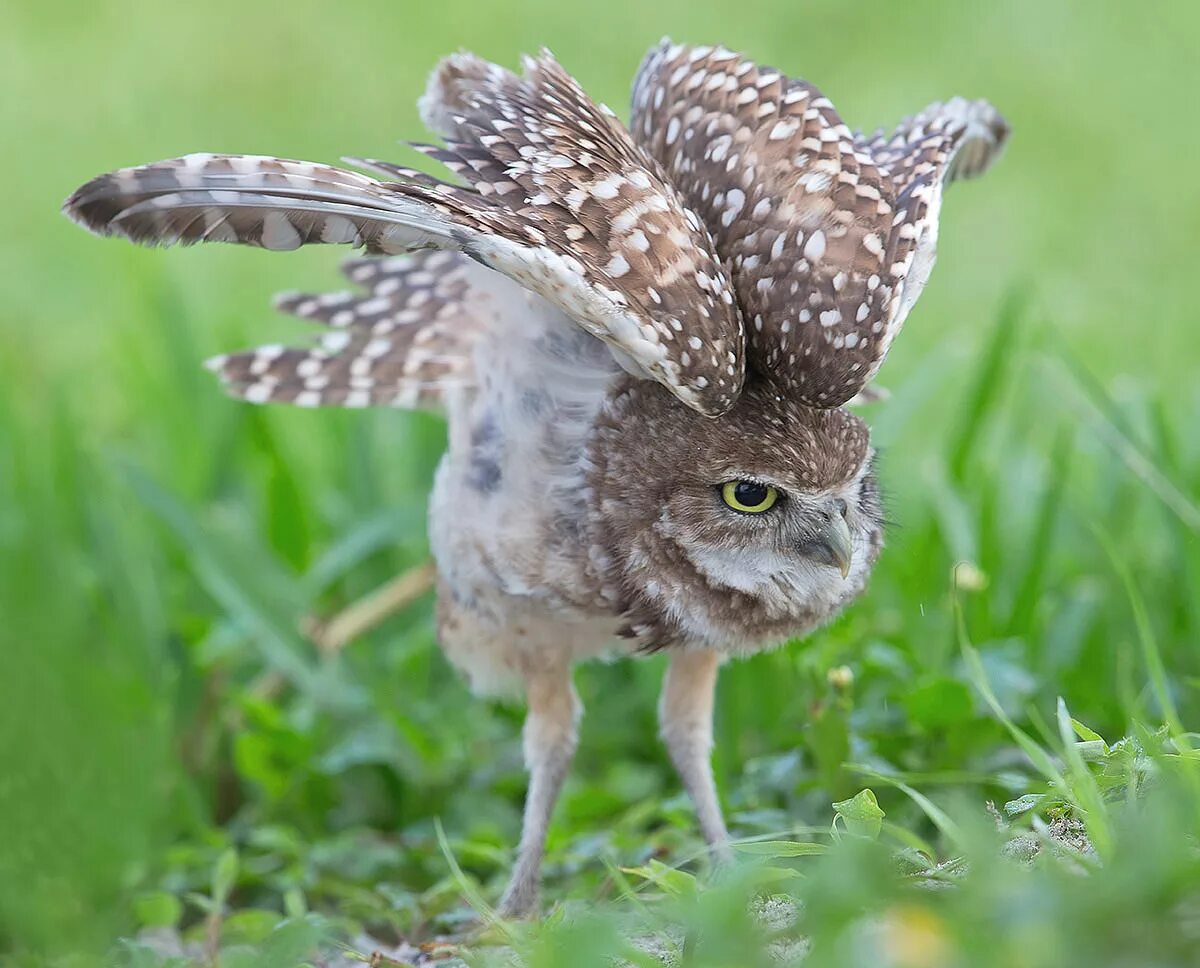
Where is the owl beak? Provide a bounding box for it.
[816,514,855,580]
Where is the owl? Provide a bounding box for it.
[64,41,1008,916]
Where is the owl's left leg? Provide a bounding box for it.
[659,648,732,857]
[497,663,581,917]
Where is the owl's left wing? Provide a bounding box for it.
[631,41,1008,408]
[209,251,483,410]
[65,51,745,417]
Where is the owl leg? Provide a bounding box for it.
[659,648,731,857]
[497,664,581,918]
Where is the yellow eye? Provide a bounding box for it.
[721,480,779,514]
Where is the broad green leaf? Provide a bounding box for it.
[620,860,698,897]
[1070,719,1106,744]
[221,908,285,946]
[283,889,308,920]
[832,788,885,839]
[1004,793,1047,817]
[132,891,182,929]
[211,847,239,908]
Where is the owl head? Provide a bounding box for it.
[587,377,884,652]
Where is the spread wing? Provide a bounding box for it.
[631,40,1008,408]
[208,251,484,409]
[64,51,744,416]
[855,97,1010,329]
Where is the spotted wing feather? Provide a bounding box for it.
[631,41,1007,408]
[855,97,1010,326]
[414,50,745,412]
[209,251,480,409]
[64,154,451,251]
[858,97,1009,184]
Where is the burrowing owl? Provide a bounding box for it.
[65,41,1008,915]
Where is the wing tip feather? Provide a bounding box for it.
[940,97,1011,180]
[419,50,500,138]
[62,175,119,236]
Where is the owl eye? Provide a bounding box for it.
[720,480,780,514]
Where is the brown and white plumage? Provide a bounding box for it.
[209,251,481,409]
[65,52,744,417]
[63,42,1007,917]
[631,41,1009,407]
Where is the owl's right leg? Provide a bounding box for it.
[659,648,732,858]
[497,664,581,918]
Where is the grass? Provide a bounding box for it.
[2,1,1200,965]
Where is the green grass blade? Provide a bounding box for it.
[121,463,320,694]
[948,290,1026,483]
[1093,526,1189,749]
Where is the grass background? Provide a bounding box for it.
[2,0,1199,964]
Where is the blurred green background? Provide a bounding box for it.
[2,0,1199,963]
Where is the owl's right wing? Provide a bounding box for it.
[630,41,1008,409]
[64,51,744,417]
[207,250,486,410]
